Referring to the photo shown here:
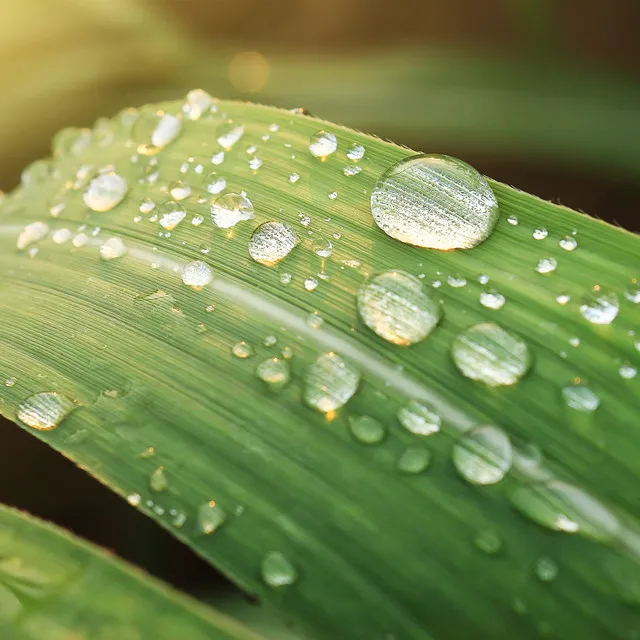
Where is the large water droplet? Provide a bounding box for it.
[561,382,600,412]
[248,221,300,266]
[197,501,226,534]
[579,288,619,325]
[99,237,126,260]
[348,415,386,444]
[181,260,213,289]
[134,110,181,154]
[17,392,75,430]
[183,89,213,120]
[158,201,187,230]
[83,173,128,212]
[509,480,619,542]
[370,154,499,250]
[211,193,255,228]
[479,290,506,310]
[451,323,532,386]
[17,222,48,250]
[308,131,337,159]
[304,353,360,413]
[256,357,291,391]
[357,271,442,346]
[397,400,440,436]
[452,425,512,485]
[261,551,297,588]
[397,447,431,474]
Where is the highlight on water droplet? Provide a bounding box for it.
[261,551,297,588]
[256,357,291,392]
[451,323,532,386]
[346,143,365,162]
[158,201,187,230]
[99,237,126,260]
[211,193,255,228]
[197,501,226,535]
[181,260,213,289]
[248,221,300,266]
[357,271,442,346]
[134,110,181,155]
[397,446,431,474]
[304,353,360,413]
[83,173,128,212]
[17,392,75,431]
[370,154,499,250]
[479,290,506,310]
[308,131,337,159]
[348,415,386,445]
[452,425,512,485]
[579,288,619,325]
[562,382,600,412]
[216,120,244,149]
[182,88,213,120]
[397,400,441,436]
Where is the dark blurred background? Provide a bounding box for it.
[0,0,638,619]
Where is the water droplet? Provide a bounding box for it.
[304,277,318,292]
[507,215,518,225]
[197,501,226,534]
[169,180,191,201]
[397,446,431,473]
[181,260,213,290]
[216,120,244,149]
[280,273,292,285]
[17,392,75,430]
[556,293,570,305]
[343,165,362,177]
[619,364,637,379]
[192,214,204,226]
[370,154,499,250]
[304,353,360,413]
[127,493,141,506]
[261,551,297,588]
[479,290,506,310]
[134,110,181,154]
[309,131,337,160]
[52,127,92,158]
[624,286,640,303]
[5,377,16,388]
[249,157,263,171]
[203,173,227,195]
[348,415,386,444]
[474,530,503,555]
[397,400,440,436]
[446,275,467,288]
[248,221,299,266]
[533,227,548,240]
[211,151,225,165]
[51,228,72,244]
[72,233,89,248]
[568,336,580,347]
[158,201,186,231]
[99,237,126,260]
[289,172,300,184]
[139,197,156,214]
[453,425,512,485]
[306,313,324,329]
[535,556,558,582]
[183,89,213,120]
[49,200,65,217]
[452,323,532,386]
[82,172,127,212]
[149,467,168,492]
[256,357,291,391]
[211,193,255,228]
[509,481,619,541]
[559,236,578,251]
[562,382,599,412]
[312,238,333,258]
[357,271,442,346]
[17,222,48,250]
[232,341,254,359]
[579,288,619,325]
[346,143,365,162]
[536,257,557,274]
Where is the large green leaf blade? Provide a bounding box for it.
[0,99,639,640]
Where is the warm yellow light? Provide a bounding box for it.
[228,51,269,93]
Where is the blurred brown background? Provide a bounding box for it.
[0,0,638,604]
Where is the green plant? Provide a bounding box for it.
[0,94,638,639]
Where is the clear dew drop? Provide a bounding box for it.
[370,154,499,250]
[211,151,225,165]
[479,290,506,310]
[52,126,92,158]
[348,415,386,445]
[624,286,640,303]
[197,501,226,535]
[249,157,263,171]
[149,467,168,492]
[536,257,557,274]
[216,120,244,149]
[182,89,213,120]
[169,180,191,201]
[397,446,431,474]
[313,238,333,258]
[261,551,297,588]
[134,110,182,154]
[205,173,227,195]
[304,352,360,413]
[17,222,48,250]
[248,221,300,266]
[556,293,571,305]
[533,227,548,240]
[343,165,362,177]
[535,557,558,582]
[346,143,365,162]
[72,233,89,248]
[139,197,156,214]
[579,288,619,325]
[507,214,518,225]
[619,364,637,379]
[52,228,72,244]
[211,193,255,228]
[83,172,128,212]
[17,392,75,431]
[289,172,300,184]
[127,493,141,506]
[397,400,441,436]
[256,357,291,391]
[181,260,213,289]
[232,341,254,359]
[357,271,442,346]
[508,480,620,542]
[452,425,512,485]
[304,277,318,292]
[99,237,126,260]
[447,275,467,288]
[559,236,578,251]
[562,382,600,412]
[451,323,532,387]
[474,529,503,555]
[308,131,337,159]
[158,201,187,230]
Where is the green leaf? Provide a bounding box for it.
[0,503,263,639]
[0,98,639,640]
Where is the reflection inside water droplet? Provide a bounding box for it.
[17,392,75,431]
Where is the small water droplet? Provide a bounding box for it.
[232,341,254,359]
[370,154,499,250]
[127,493,141,506]
[452,323,532,386]
[562,382,599,412]
[556,293,571,305]
[346,143,365,162]
[357,271,442,346]
[197,501,226,534]
[256,357,291,391]
[289,172,300,183]
[304,277,318,292]
[211,193,255,228]
[397,400,440,436]
[83,172,128,212]
[479,290,506,310]
[182,89,213,120]
[309,131,337,159]
[579,288,619,325]
[72,233,89,248]
[397,446,431,473]
[5,377,16,388]
[17,222,49,250]
[343,165,362,177]
[624,286,640,303]
[348,415,386,444]
[99,237,126,260]
[52,127,92,158]
[216,120,244,149]
[261,551,297,588]
[619,364,637,379]
[535,556,558,582]
[50,228,72,245]
[507,215,518,225]
[248,221,299,266]
[453,425,512,485]
[533,228,548,240]
[306,313,324,329]
[304,353,360,413]
[158,201,187,230]
[559,236,578,251]
[17,392,75,430]
[474,529,503,555]
[181,260,213,288]
[169,180,191,201]
[134,110,181,154]
[312,238,333,258]
[536,257,557,274]
[249,156,263,171]
[49,200,65,217]
[204,173,227,195]
[149,466,168,492]
[139,197,156,214]
[327,191,338,200]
